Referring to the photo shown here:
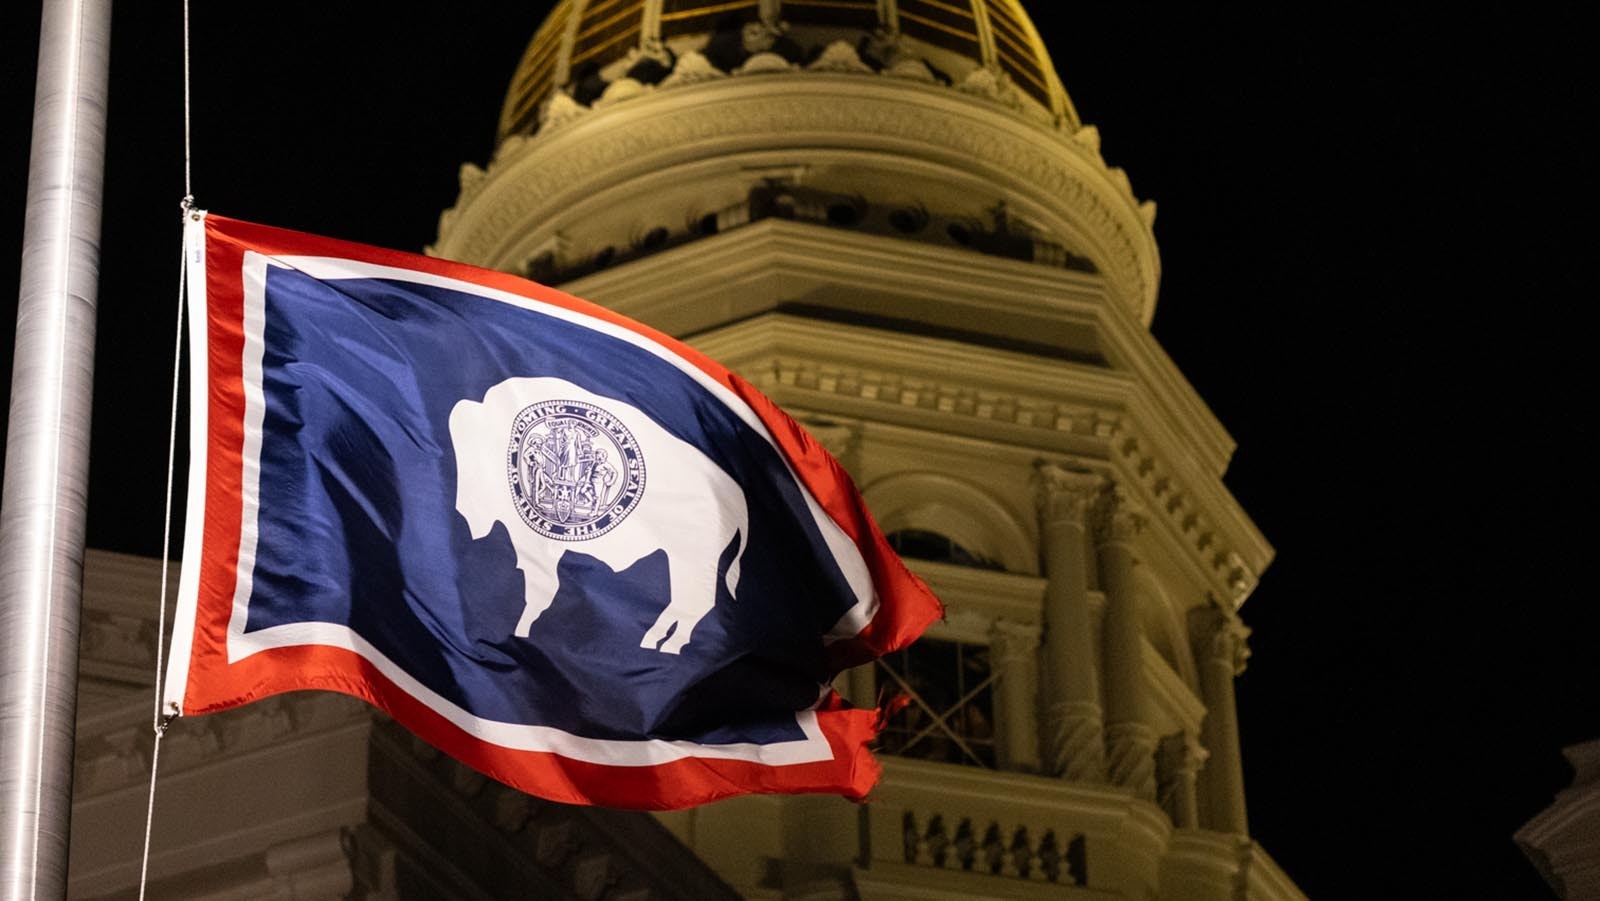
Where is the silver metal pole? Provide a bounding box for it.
[0,0,112,897]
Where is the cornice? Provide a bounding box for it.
[1107,423,1270,607]
[435,74,1158,322]
[690,315,1269,604]
[691,313,1131,442]
[568,220,1236,481]
[567,216,1111,336]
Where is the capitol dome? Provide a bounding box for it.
[435,0,1161,327]
[499,0,1079,141]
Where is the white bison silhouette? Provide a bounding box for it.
[449,376,747,654]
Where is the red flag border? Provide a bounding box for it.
[162,212,942,808]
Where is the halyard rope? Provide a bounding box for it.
[138,0,194,894]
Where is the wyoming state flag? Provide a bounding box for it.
[162,213,941,809]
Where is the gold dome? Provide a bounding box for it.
[499,0,1078,140]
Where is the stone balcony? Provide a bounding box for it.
[856,757,1303,901]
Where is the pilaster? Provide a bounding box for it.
[989,619,1042,774]
[1156,732,1208,830]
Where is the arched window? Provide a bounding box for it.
[886,528,1005,571]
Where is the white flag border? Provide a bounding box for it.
[160,213,875,768]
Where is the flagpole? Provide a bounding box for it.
[0,0,112,897]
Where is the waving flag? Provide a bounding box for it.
[162,213,941,809]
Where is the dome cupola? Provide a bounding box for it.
[435,0,1161,328]
[500,0,1079,141]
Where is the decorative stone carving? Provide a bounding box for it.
[80,611,156,674]
[1032,463,1104,528]
[1193,605,1251,677]
[658,50,726,89]
[1091,484,1147,548]
[539,91,588,131]
[1045,700,1106,784]
[216,694,293,748]
[1214,620,1252,677]
[807,40,874,74]
[958,66,1021,111]
[620,38,673,72]
[73,691,370,799]
[884,56,938,82]
[457,162,488,211]
[772,357,1109,439]
[1106,166,1133,197]
[491,133,527,164]
[159,718,223,770]
[743,14,784,53]
[1105,721,1158,801]
[593,76,649,109]
[1108,426,1262,604]
[735,51,796,75]
[1071,124,1102,156]
[1220,550,1259,602]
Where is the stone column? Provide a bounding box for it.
[1191,605,1251,834]
[1093,484,1156,801]
[989,619,1041,773]
[1157,733,1208,829]
[1032,464,1106,783]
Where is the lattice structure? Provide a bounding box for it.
[877,638,998,769]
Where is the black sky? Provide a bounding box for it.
[3,3,1595,897]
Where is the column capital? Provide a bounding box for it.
[1032,462,1105,527]
[1190,605,1252,676]
[1158,731,1210,778]
[1090,483,1147,548]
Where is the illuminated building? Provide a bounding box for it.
[68,2,1301,897]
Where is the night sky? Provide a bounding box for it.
[2,3,1593,897]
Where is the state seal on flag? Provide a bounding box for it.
[506,399,646,541]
